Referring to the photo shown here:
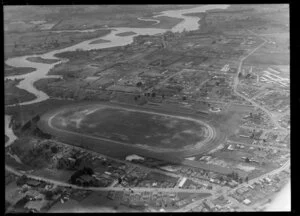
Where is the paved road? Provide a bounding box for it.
[49,140,182,180]
[6,163,214,194]
[175,31,290,212]
[6,138,220,195]
[52,139,227,193]
[174,197,211,212]
[233,30,288,133]
[175,158,290,212]
[5,29,290,212]
[238,125,275,132]
[227,140,290,152]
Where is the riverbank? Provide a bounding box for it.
[4,5,230,107]
[154,5,229,32]
[5,98,76,125]
[5,29,111,59]
[5,64,36,77]
[26,57,60,64]
[5,79,37,106]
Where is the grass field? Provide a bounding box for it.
[145,172,179,184]
[245,53,289,65]
[5,98,76,124]
[34,101,230,166]
[52,105,209,149]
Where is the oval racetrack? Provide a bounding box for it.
[38,102,224,162]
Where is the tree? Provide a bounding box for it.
[118,177,122,184]
[44,190,53,200]
[83,167,94,175]
[245,176,249,183]
[231,172,239,181]
[227,173,233,179]
[136,82,142,87]
[230,172,235,180]
[235,172,239,181]
[16,175,28,186]
[75,158,83,169]
[137,96,147,105]
[238,178,243,184]
[51,146,58,154]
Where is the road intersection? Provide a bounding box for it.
[175,30,290,212]
[5,29,290,212]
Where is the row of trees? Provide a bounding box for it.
[226,171,249,184]
[134,92,165,101]
[69,167,94,186]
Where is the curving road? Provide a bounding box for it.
[233,30,288,133]
[5,13,290,212]
[5,163,213,194]
[175,30,290,212]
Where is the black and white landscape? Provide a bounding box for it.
[5,4,290,212]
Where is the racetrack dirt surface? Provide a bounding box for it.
[38,101,227,167]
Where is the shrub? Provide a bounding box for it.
[51,146,58,154]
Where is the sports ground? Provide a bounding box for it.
[38,102,225,163]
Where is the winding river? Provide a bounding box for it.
[5,115,17,147]
[4,4,229,107]
[154,5,229,32]
[4,5,229,146]
[4,4,229,147]
[4,5,291,211]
